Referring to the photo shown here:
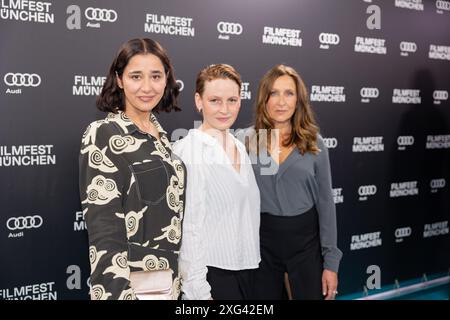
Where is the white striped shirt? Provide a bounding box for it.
[173,129,261,300]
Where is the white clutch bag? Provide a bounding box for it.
[129,269,173,300]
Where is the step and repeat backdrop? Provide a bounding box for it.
[1,0,449,299]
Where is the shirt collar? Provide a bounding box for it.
[149,113,167,135]
[190,129,217,146]
[190,128,241,147]
[107,110,167,135]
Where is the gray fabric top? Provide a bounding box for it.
[251,135,343,273]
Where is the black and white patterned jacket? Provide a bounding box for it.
[79,111,185,300]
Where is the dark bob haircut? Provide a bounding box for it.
[96,38,180,113]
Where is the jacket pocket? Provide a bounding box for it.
[131,160,169,205]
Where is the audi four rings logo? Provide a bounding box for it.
[358,185,377,196]
[85,7,118,22]
[319,33,340,45]
[400,41,417,53]
[4,73,41,87]
[360,87,379,98]
[217,22,243,35]
[436,0,450,10]
[395,227,412,238]
[6,215,43,231]
[397,136,414,146]
[430,179,446,189]
[433,90,448,100]
[323,138,338,149]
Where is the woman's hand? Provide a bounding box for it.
[322,269,338,300]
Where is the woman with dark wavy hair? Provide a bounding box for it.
[251,64,342,300]
[79,38,185,300]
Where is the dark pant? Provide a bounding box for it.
[207,266,255,300]
[254,206,324,300]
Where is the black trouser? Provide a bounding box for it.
[254,206,324,300]
[207,266,255,300]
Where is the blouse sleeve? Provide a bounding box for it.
[79,123,136,300]
[314,136,343,273]
[173,141,212,300]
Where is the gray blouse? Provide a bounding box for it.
[251,135,342,273]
